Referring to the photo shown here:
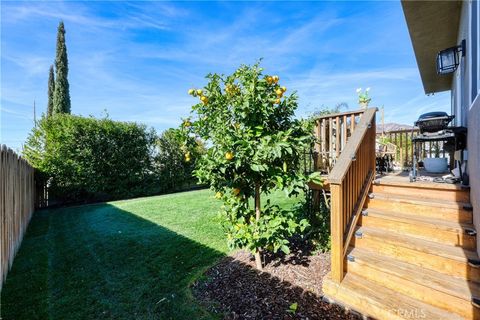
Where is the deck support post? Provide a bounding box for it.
[330,182,344,283]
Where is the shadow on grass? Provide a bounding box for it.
[1,200,343,320]
[1,203,225,320]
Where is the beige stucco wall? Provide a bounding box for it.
[452,1,469,127]
[452,1,480,255]
[469,97,480,255]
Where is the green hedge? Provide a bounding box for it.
[24,114,168,204]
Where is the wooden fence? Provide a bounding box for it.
[1,145,36,289]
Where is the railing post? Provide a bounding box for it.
[371,114,376,173]
[330,182,344,283]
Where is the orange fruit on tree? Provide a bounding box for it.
[281,86,287,92]
[274,98,281,104]
[266,76,273,84]
[227,84,238,95]
[200,96,209,104]
[196,89,203,95]
[225,151,234,160]
[272,75,279,83]
[188,89,195,96]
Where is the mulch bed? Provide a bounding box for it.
[192,247,361,320]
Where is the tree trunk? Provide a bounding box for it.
[254,182,263,270]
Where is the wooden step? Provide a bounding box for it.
[366,192,472,223]
[323,272,464,320]
[372,181,470,202]
[345,247,480,318]
[359,208,476,249]
[351,226,480,282]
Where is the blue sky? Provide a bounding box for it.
[1,1,450,151]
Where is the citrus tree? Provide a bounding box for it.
[180,63,321,269]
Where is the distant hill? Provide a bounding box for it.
[376,122,414,133]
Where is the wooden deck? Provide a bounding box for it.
[377,169,448,184]
[309,170,465,192]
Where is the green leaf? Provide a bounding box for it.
[280,245,290,254]
[288,302,298,313]
[308,171,324,186]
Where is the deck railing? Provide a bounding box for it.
[328,107,377,283]
[377,129,418,168]
[377,128,450,169]
[313,110,365,173]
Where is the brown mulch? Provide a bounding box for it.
[192,248,361,320]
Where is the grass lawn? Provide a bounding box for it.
[0,189,302,320]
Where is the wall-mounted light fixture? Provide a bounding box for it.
[436,39,466,75]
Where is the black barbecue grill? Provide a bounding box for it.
[414,111,455,133]
[410,111,467,183]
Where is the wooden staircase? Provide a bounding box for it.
[323,178,479,319]
[309,108,480,319]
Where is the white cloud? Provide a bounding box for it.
[1,1,184,32]
[2,54,52,77]
[0,106,33,121]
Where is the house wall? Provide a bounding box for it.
[452,1,480,254]
[470,0,479,104]
[452,2,470,127]
[470,96,480,254]
[469,1,480,255]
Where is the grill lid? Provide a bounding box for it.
[415,111,454,133]
[418,111,449,121]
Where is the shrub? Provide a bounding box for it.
[24,114,157,203]
[301,192,331,252]
[154,128,205,191]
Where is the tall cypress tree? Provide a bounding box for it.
[53,21,71,114]
[47,65,55,117]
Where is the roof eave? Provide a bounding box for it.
[401,0,462,94]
